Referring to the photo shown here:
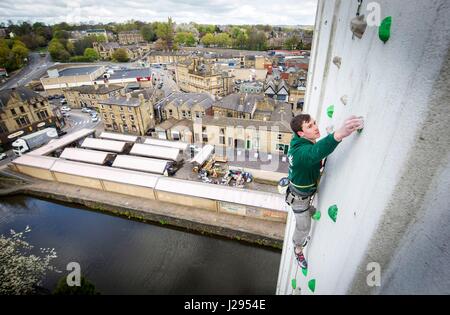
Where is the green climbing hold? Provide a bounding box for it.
[291,278,297,289]
[308,279,316,293]
[379,16,392,43]
[312,211,321,221]
[328,205,338,222]
[327,105,334,118]
[301,267,308,277]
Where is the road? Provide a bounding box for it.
[0,52,54,91]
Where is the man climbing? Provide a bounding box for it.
[286,114,364,269]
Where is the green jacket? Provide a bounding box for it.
[287,133,340,193]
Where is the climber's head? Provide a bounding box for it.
[291,114,321,141]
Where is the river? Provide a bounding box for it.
[0,195,281,294]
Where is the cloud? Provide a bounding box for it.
[0,0,318,25]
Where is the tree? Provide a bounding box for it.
[201,33,215,47]
[175,32,196,47]
[284,35,301,50]
[48,39,70,62]
[83,48,99,61]
[141,24,156,42]
[0,227,57,295]
[112,48,129,62]
[155,17,175,50]
[11,42,29,67]
[214,33,231,48]
[53,276,99,295]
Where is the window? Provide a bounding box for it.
[15,116,30,128]
[168,109,173,117]
[106,124,112,129]
[120,106,124,111]
[181,110,186,118]
[195,111,201,118]
[111,113,115,120]
[113,122,118,130]
[129,115,135,121]
[0,122,8,133]
[101,104,104,109]
[103,113,108,119]
[187,110,191,118]
[277,133,283,140]
[11,109,16,116]
[128,107,132,112]
[132,125,137,132]
[109,105,113,110]
[19,106,25,114]
[121,114,126,120]
[37,110,49,120]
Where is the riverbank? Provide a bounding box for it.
[0,169,285,249]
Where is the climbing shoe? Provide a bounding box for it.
[294,247,308,269]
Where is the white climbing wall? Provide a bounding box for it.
[277,0,450,294]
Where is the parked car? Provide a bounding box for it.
[0,152,7,161]
[90,111,98,117]
[81,107,91,113]
[91,116,99,122]
[61,106,71,111]
[62,112,70,117]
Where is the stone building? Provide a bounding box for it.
[63,84,123,109]
[0,87,61,149]
[175,58,234,97]
[98,89,157,135]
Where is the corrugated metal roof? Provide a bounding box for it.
[144,138,189,151]
[13,155,58,169]
[155,177,287,212]
[112,155,169,174]
[81,137,127,153]
[130,143,180,161]
[60,147,113,165]
[100,132,138,143]
[51,159,160,188]
[29,129,96,156]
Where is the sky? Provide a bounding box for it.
[0,0,318,26]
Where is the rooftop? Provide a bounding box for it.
[107,68,152,81]
[58,66,102,77]
[70,84,123,95]
[0,87,42,109]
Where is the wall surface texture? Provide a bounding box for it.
[277,0,450,294]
